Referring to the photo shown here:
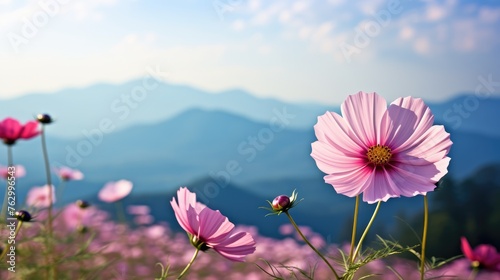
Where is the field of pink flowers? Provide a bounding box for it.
[1,92,500,279]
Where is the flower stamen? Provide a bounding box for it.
[366,144,392,165]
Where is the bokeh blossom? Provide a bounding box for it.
[98,180,133,203]
[54,166,84,181]
[461,237,500,271]
[170,187,256,262]
[26,185,56,208]
[0,117,40,145]
[311,92,452,203]
[0,164,26,179]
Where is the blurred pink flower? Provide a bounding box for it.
[54,166,84,181]
[62,203,91,229]
[311,92,452,203]
[127,205,150,215]
[26,185,56,208]
[98,180,133,203]
[0,117,40,145]
[461,237,500,271]
[0,164,26,179]
[170,187,256,262]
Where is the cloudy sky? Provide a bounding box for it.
[1,0,499,104]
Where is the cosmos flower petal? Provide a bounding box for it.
[361,170,400,203]
[395,125,452,160]
[341,92,387,147]
[311,141,365,174]
[213,232,256,262]
[383,97,435,149]
[98,180,133,203]
[186,205,201,237]
[385,165,437,196]
[19,120,40,139]
[461,237,475,261]
[170,197,195,235]
[314,111,365,156]
[198,207,234,243]
[324,166,372,197]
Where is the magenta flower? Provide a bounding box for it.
[26,185,56,208]
[0,164,26,179]
[54,166,84,181]
[98,180,133,203]
[311,92,452,203]
[0,117,40,145]
[170,187,256,262]
[461,237,500,271]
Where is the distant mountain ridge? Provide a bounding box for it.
[1,80,499,139]
[11,108,500,203]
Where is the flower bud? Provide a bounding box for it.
[272,195,290,211]
[76,200,90,209]
[36,114,53,124]
[15,210,32,222]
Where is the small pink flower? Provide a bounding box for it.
[54,166,84,181]
[170,187,256,262]
[62,203,91,230]
[461,237,500,271]
[98,180,133,203]
[0,117,40,145]
[0,165,26,179]
[26,185,56,208]
[127,205,150,215]
[311,92,452,203]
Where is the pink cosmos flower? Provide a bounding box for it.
[461,237,500,271]
[311,92,452,203]
[98,180,133,203]
[26,185,56,208]
[0,117,40,145]
[53,166,84,181]
[0,165,26,179]
[170,187,256,262]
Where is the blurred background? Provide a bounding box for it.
[1,0,499,259]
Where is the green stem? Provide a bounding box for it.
[177,247,200,279]
[115,200,127,224]
[40,125,56,280]
[0,220,23,260]
[352,201,382,261]
[285,211,340,280]
[348,195,360,264]
[1,146,13,220]
[420,195,429,280]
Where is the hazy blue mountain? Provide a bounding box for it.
[0,80,334,139]
[1,80,498,140]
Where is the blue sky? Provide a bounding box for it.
[1,0,499,104]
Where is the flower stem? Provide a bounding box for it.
[0,220,23,260]
[285,211,340,280]
[40,124,56,280]
[177,247,200,279]
[352,201,382,261]
[420,195,429,280]
[1,146,13,220]
[348,195,360,264]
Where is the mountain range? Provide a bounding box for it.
[2,80,500,241]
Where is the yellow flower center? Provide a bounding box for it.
[366,144,392,165]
